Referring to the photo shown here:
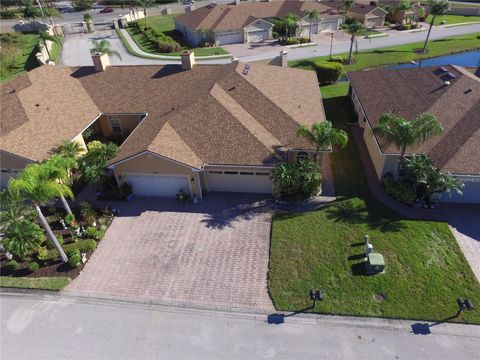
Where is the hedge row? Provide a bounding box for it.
[42,239,97,262]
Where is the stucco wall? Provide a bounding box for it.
[71,132,88,155]
[0,151,34,189]
[175,21,202,45]
[96,114,143,137]
[113,152,201,197]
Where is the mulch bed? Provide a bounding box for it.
[0,256,88,280]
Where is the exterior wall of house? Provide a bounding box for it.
[175,21,202,45]
[0,151,34,189]
[71,132,88,154]
[96,114,143,138]
[288,150,324,168]
[113,152,201,198]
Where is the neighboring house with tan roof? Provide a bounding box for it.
[1,55,326,198]
[348,65,480,204]
[174,0,343,46]
[347,3,388,28]
[378,0,425,24]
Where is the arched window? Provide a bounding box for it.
[296,151,309,163]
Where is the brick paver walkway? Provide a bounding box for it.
[351,125,480,282]
[66,194,274,311]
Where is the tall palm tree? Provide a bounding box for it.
[306,9,320,43]
[372,112,443,159]
[282,13,299,38]
[39,31,61,61]
[8,164,72,263]
[137,0,155,29]
[90,39,122,60]
[396,0,412,24]
[297,121,348,162]
[23,0,42,32]
[422,0,450,52]
[345,21,367,64]
[43,155,77,215]
[55,140,84,159]
[343,0,355,14]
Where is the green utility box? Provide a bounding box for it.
[366,253,385,274]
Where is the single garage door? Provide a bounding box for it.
[366,17,383,28]
[247,30,269,43]
[206,170,272,194]
[126,174,190,198]
[300,24,318,36]
[215,31,243,45]
[320,20,339,31]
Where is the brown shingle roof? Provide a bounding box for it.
[0,66,100,162]
[175,0,342,31]
[348,66,480,175]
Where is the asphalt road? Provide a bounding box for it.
[2,291,480,360]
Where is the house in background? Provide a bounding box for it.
[346,3,388,28]
[348,65,480,204]
[1,53,326,198]
[379,0,425,24]
[174,0,343,46]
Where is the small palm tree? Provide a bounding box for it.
[306,9,319,43]
[422,0,450,52]
[39,31,61,61]
[8,164,72,263]
[297,121,348,162]
[397,0,412,24]
[79,142,118,186]
[282,13,299,38]
[43,155,77,215]
[2,220,44,260]
[343,0,355,14]
[372,112,443,159]
[23,0,42,32]
[137,0,155,29]
[90,39,122,60]
[55,140,84,159]
[0,189,36,234]
[345,21,367,64]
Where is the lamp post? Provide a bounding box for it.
[309,289,323,307]
[329,32,334,60]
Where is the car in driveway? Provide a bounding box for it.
[100,7,114,13]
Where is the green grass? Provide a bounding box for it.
[268,81,480,324]
[50,39,63,63]
[127,15,229,57]
[290,32,480,73]
[0,33,40,83]
[426,14,480,25]
[0,276,71,291]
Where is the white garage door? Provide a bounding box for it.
[206,170,272,194]
[127,174,190,198]
[320,20,339,31]
[366,17,383,28]
[247,30,268,43]
[300,24,319,36]
[215,31,243,45]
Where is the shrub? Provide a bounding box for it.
[46,234,64,249]
[72,0,94,11]
[477,34,480,40]
[67,249,82,268]
[4,260,18,271]
[272,31,279,39]
[86,140,102,151]
[298,37,310,44]
[43,240,97,262]
[313,61,343,85]
[0,8,16,19]
[157,41,181,53]
[271,160,321,202]
[65,213,76,226]
[129,21,138,28]
[36,247,49,262]
[78,201,97,220]
[328,56,347,64]
[27,261,40,272]
[85,227,105,241]
[383,176,416,205]
[285,37,300,45]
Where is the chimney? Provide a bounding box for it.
[181,50,195,70]
[92,52,110,72]
[280,50,288,67]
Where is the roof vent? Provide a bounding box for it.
[439,66,448,73]
[444,81,450,86]
[446,72,457,79]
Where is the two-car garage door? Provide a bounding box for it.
[215,31,243,45]
[206,170,272,194]
[127,174,190,197]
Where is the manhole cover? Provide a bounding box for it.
[374,293,386,302]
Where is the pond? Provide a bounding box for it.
[386,50,480,69]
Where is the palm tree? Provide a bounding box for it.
[396,0,412,24]
[372,112,443,159]
[2,220,44,259]
[43,155,77,215]
[306,10,320,43]
[55,140,84,159]
[343,0,355,14]
[79,142,118,186]
[43,7,61,27]
[345,21,367,64]
[39,31,61,61]
[282,13,299,38]
[422,0,450,52]
[137,0,155,29]
[297,121,348,162]
[8,164,72,263]
[0,189,36,234]
[23,0,42,32]
[90,39,122,60]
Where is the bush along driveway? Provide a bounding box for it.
[268,86,480,325]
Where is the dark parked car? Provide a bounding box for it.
[100,7,114,13]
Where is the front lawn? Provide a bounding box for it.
[0,33,40,83]
[127,15,229,56]
[290,32,480,73]
[0,276,71,291]
[426,14,480,25]
[268,79,480,324]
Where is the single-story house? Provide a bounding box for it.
[379,0,425,24]
[1,53,326,198]
[174,0,343,46]
[347,3,388,28]
[348,65,480,204]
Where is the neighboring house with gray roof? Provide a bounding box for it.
[174,0,343,46]
[0,55,326,198]
[348,65,480,204]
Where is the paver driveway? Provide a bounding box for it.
[66,194,274,310]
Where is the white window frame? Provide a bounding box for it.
[109,116,122,134]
